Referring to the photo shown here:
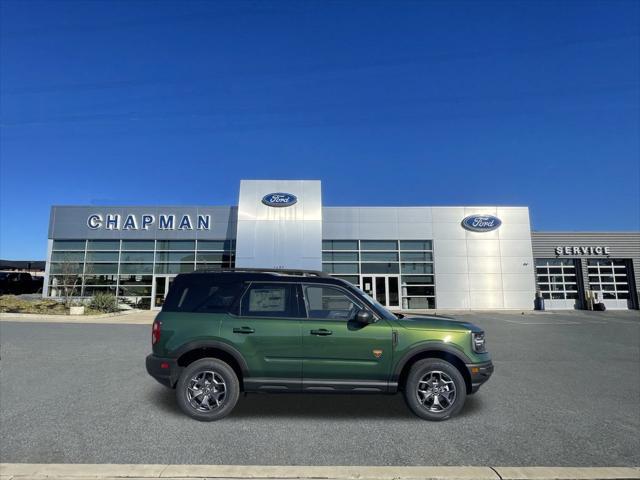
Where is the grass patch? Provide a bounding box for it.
[0,295,108,315]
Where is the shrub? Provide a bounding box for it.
[89,293,119,313]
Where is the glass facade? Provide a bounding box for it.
[322,239,436,309]
[48,239,235,309]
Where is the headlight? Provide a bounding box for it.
[472,332,486,353]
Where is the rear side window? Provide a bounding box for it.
[240,283,298,318]
[163,276,243,313]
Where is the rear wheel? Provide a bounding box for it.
[176,358,240,421]
[403,358,466,421]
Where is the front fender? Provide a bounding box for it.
[391,340,474,383]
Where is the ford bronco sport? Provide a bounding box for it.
[146,269,493,421]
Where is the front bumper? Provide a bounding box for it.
[146,354,181,388]
[466,360,494,393]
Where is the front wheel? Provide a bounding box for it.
[404,359,467,421]
[175,358,240,421]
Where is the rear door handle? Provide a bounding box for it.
[233,327,255,334]
[310,329,332,336]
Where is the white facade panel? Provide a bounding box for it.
[397,222,433,238]
[503,291,536,309]
[467,239,501,257]
[434,239,468,257]
[432,207,465,222]
[435,273,470,292]
[436,291,470,309]
[429,205,534,309]
[467,257,502,274]
[432,222,467,240]
[358,222,399,238]
[465,229,501,240]
[464,206,498,216]
[359,208,397,223]
[469,273,503,292]
[435,256,469,274]
[500,239,535,257]
[322,208,360,223]
[500,256,535,275]
[397,207,432,223]
[498,222,533,239]
[236,180,322,270]
[501,273,536,292]
[470,291,504,309]
[322,222,359,239]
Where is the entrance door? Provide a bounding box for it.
[361,275,400,308]
[153,275,176,309]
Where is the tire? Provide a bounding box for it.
[175,358,240,421]
[403,358,467,421]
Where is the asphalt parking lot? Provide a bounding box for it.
[1,310,638,467]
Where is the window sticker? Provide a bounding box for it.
[249,288,286,312]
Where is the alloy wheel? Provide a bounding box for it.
[416,370,457,413]
[186,370,227,412]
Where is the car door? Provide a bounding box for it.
[220,282,303,391]
[301,283,394,392]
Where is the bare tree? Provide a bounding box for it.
[51,254,83,308]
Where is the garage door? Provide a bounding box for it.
[535,258,580,310]
[587,259,632,310]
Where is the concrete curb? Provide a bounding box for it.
[1,464,638,480]
[0,310,154,325]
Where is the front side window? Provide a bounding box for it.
[304,285,360,320]
[240,283,297,318]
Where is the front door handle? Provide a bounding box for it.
[233,327,255,334]
[310,329,333,336]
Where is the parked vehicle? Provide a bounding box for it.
[0,272,42,295]
[146,269,493,421]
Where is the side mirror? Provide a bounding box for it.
[355,310,374,324]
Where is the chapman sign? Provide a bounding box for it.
[87,213,211,231]
[555,246,611,256]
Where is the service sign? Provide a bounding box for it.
[555,246,611,256]
[461,214,502,232]
[261,193,298,207]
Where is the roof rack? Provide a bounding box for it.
[194,267,331,278]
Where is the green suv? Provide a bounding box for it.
[146,269,493,421]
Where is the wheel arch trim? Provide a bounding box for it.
[391,341,473,383]
[172,340,250,376]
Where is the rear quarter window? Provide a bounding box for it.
[163,276,244,313]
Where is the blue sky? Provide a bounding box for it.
[1,0,638,260]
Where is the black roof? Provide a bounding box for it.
[179,268,342,285]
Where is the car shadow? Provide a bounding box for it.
[148,386,484,420]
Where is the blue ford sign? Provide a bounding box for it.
[261,193,298,207]
[461,214,502,232]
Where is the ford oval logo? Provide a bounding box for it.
[461,214,502,232]
[261,192,298,207]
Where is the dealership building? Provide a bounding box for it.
[44,180,640,312]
